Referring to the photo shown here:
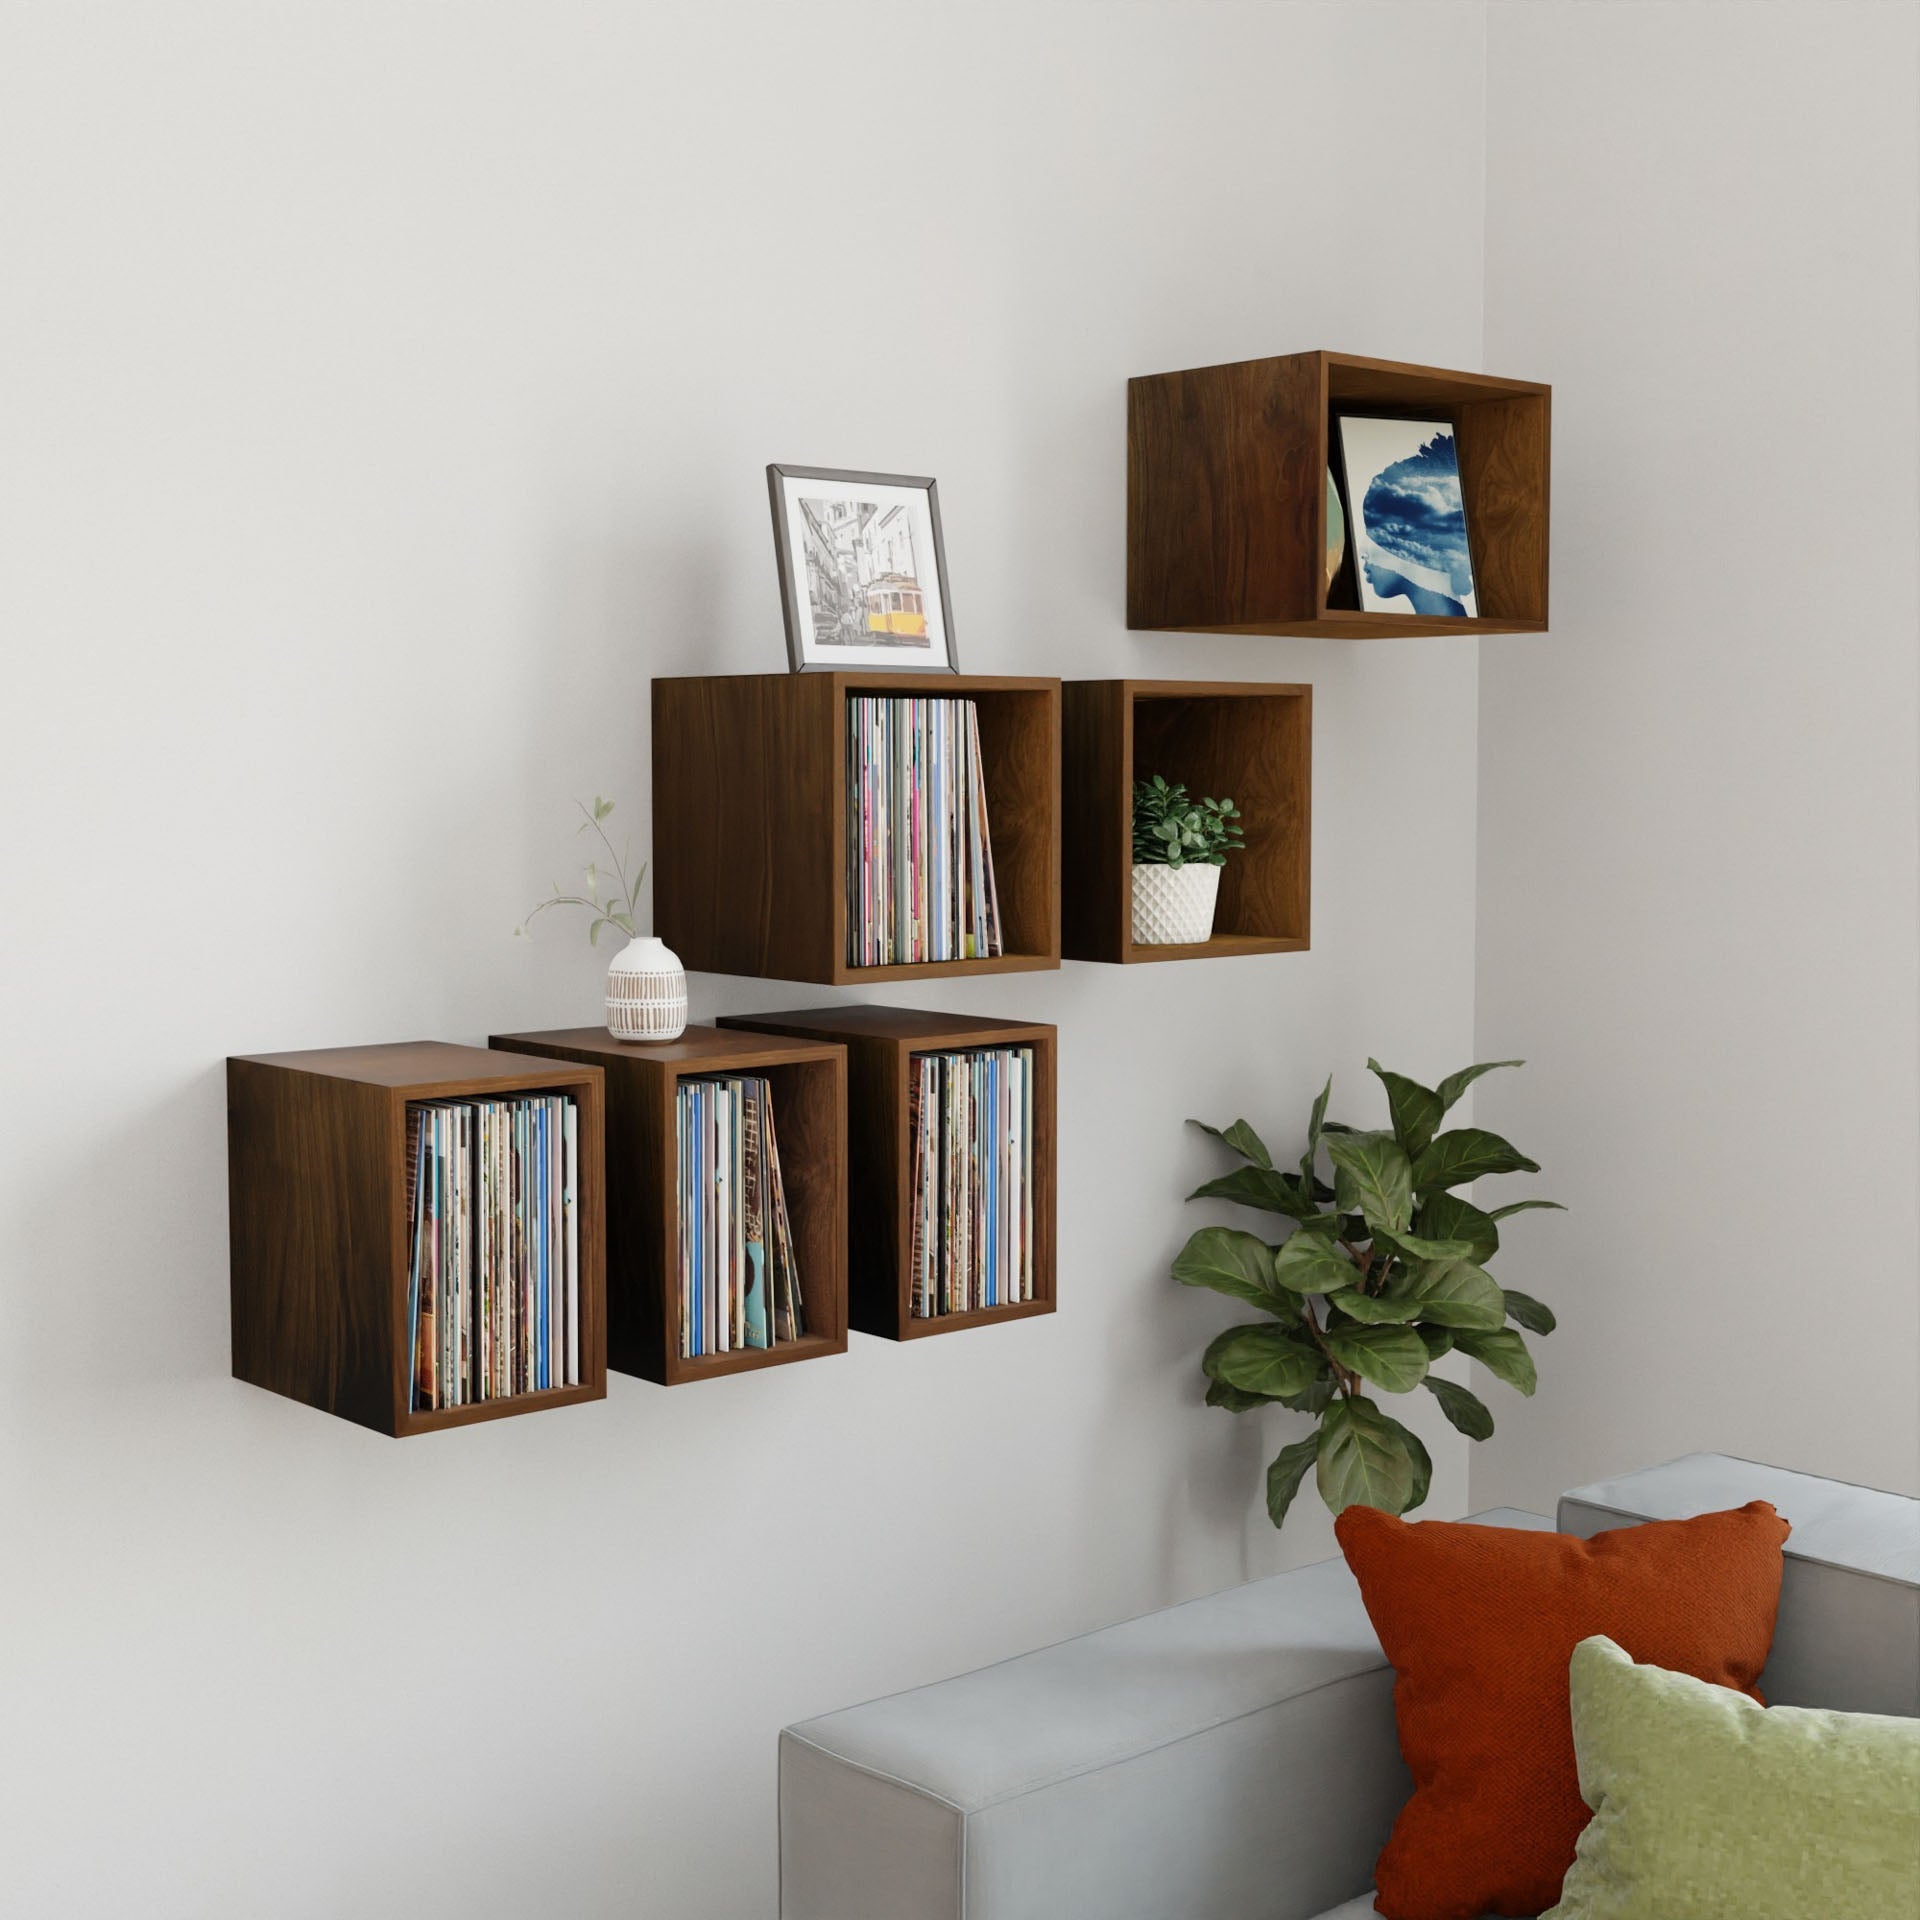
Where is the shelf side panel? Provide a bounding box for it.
[1061,681,1129,962]
[1457,392,1551,626]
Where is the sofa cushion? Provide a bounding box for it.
[1557,1453,1920,1716]
[780,1509,1550,1920]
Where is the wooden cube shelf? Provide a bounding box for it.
[1128,350,1550,637]
[226,1041,608,1436]
[1063,680,1311,963]
[489,1026,848,1385]
[718,1005,1056,1341]
[652,672,1061,985]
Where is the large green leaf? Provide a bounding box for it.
[1502,1288,1558,1335]
[1416,1323,1455,1359]
[1381,1411,1434,1512]
[1367,1060,1444,1159]
[1433,1059,1525,1114]
[1189,1117,1272,1170]
[1172,1227,1285,1309]
[1399,1256,1506,1330]
[1186,1164,1317,1220]
[1265,1433,1321,1529]
[1371,1226,1477,1264]
[1316,1396,1421,1516]
[1412,1128,1541,1193]
[1325,1130,1413,1235]
[1487,1198,1567,1222]
[1322,1323,1430,1394]
[1424,1374,1495,1440]
[1327,1286,1422,1326]
[1270,1230,1357,1296]
[1203,1324,1323,1399]
[1300,1076,1333,1185]
[1454,1326,1538,1396]
[1205,1378,1271,1412]
[1414,1190,1501,1265]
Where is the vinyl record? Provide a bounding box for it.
[1325,467,1347,592]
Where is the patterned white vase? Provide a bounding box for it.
[605,934,688,1042]
[1131,862,1221,946]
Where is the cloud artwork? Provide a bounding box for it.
[1339,417,1479,618]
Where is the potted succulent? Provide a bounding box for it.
[517,796,687,1042]
[1131,775,1244,945]
[1175,1058,1562,1529]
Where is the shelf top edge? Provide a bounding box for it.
[653,670,1061,693]
[1128,348,1548,396]
[230,1039,603,1090]
[720,1007,1055,1045]
[1069,678,1312,699]
[492,1025,845,1069]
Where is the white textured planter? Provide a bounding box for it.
[1131,862,1221,946]
[606,934,688,1042]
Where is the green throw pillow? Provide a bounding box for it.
[1545,1634,1920,1920]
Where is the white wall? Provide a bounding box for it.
[0,6,1489,1915]
[1471,1,1920,1512]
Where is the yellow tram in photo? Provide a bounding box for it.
[864,574,927,639]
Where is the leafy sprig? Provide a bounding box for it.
[1132,775,1245,869]
[1175,1059,1564,1530]
[516,796,648,949]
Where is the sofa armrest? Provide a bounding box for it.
[781,1507,1549,1920]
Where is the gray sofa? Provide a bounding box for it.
[779,1455,1920,1920]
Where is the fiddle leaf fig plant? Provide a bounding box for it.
[515,795,647,948]
[1176,1059,1564,1531]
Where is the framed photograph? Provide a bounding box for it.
[1333,415,1479,618]
[768,465,957,672]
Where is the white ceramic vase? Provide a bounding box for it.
[1131,862,1221,946]
[605,934,688,1042]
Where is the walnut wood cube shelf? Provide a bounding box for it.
[226,1042,608,1436]
[1129,350,1550,638]
[653,672,1061,986]
[1064,680,1310,963]
[491,1025,848,1386]
[719,1006,1056,1341]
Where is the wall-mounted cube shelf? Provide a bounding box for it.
[226,1041,608,1436]
[1128,350,1550,637]
[1063,679,1311,963]
[717,1005,1056,1341]
[652,672,1062,985]
[490,1025,848,1386]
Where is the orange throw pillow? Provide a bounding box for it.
[1335,1501,1790,1920]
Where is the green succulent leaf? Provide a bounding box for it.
[1412,1128,1541,1193]
[1190,1117,1273,1170]
[1185,1165,1317,1220]
[1433,1059,1524,1114]
[1275,1372,1338,1415]
[1205,1378,1273,1413]
[1367,1060,1445,1159]
[1454,1326,1538,1396]
[1266,1433,1321,1529]
[1416,1323,1455,1359]
[1321,1322,1431,1394]
[1424,1374,1495,1440]
[1502,1288,1558,1335]
[1414,1190,1501,1265]
[1316,1395,1421,1517]
[1203,1324,1324,1399]
[1487,1198,1568,1221]
[1325,1129,1413,1235]
[1326,1287,1422,1326]
[1269,1230,1357,1295]
[1397,1255,1507,1330]
[1172,1227,1285,1309]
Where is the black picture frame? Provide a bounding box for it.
[767,464,959,674]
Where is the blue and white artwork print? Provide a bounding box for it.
[1337,415,1478,617]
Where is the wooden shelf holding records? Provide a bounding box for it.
[490,1026,848,1386]
[652,672,1061,986]
[718,1006,1056,1342]
[225,1041,607,1437]
[1128,351,1550,636]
